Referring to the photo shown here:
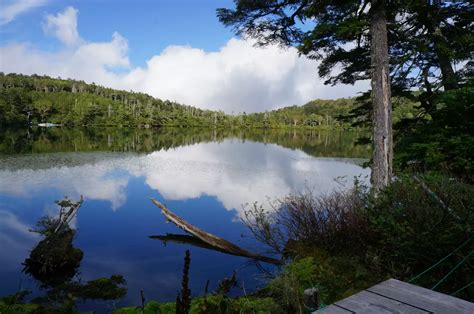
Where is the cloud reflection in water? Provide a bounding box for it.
[0,140,369,215]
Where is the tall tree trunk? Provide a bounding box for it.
[432,26,458,91]
[422,3,458,91]
[370,0,393,192]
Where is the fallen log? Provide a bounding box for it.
[150,199,281,265]
[150,234,241,256]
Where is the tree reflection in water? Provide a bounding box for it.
[2,197,127,313]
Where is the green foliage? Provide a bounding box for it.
[396,87,474,181]
[193,296,280,314]
[244,255,376,311]
[114,296,280,314]
[264,252,379,307]
[114,300,175,314]
[366,174,474,295]
[232,98,369,129]
[0,73,419,130]
[218,1,471,186]
[226,297,280,314]
[244,173,473,303]
[265,257,315,312]
[0,73,230,128]
[0,290,74,314]
[218,1,472,106]
[0,87,31,126]
[0,300,39,314]
[0,290,31,306]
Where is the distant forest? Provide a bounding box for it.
[0,73,419,129]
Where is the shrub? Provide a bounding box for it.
[242,184,371,257]
[366,174,474,297]
[243,173,474,302]
[265,257,316,313]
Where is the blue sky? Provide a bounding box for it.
[1,0,235,66]
[0,0,368,112]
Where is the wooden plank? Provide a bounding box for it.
[334,290,428,314]
[367,279,474,313]
[313,304,352,313]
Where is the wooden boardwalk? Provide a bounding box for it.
[314,279,474,313]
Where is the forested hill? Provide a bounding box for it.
[0,73,418,128]
[0,73,224,128]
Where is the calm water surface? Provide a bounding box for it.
[0,128,370,311]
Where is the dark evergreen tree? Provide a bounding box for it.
[218,0,394,190]
[217,0,473,185]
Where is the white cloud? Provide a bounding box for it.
[119,39,359,113]
[0,33,130,84]
[0,0,46,25]
[43,6,80,46]
[0,6,369,112]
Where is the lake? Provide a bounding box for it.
[0,127,370,311]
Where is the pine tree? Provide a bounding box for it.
[217,0,472,190]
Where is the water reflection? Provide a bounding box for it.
[0,139,369,215]
[13,198,127,312]
[0,127,371,309]
[23,198,84,288]
[0,127,370,159]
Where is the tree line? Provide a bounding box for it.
[0,73,418,130]
[0,73,227,128]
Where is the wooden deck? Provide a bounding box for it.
[314,279,474,313]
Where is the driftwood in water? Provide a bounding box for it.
[151,199,281,265]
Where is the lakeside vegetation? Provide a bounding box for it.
[1,0,472,312]
[1,74,472,314]
[0,73,419,130]
[2,174,472,313]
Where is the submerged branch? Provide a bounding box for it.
[150,198,281,265]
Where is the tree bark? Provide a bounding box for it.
[370,0,393,192]
[432,26,458,90]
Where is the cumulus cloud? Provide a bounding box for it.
[43,6,81,46]
[0,0,47,25]
[0,6,369,112]
[0,32,130,86]
[119,39,362,112]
